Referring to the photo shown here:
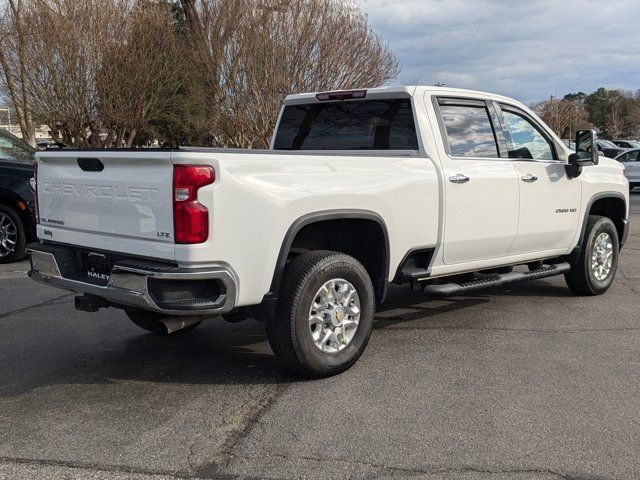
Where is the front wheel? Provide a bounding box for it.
[267,251,375,378]
[565,215,619,295]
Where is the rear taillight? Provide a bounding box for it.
[34,163,40,224]
[173,165,214,244]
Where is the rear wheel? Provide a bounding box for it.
[0,205,26,264]
[125,309,202,335]
[266,250,375,378]
[565,215,619,296]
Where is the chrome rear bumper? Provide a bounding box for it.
[28,246,237,316]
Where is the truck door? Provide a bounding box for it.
[495,103,581,254]
[434,98,519,264]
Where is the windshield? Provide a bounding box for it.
[273,99,419,151]
[0,129,35,164]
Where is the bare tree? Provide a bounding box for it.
[533,97,590,138]
[0,0,36,145]
[97,1,185,147]
[22,0,126,147]
[2,0,398,148]
[15,0,182,148]
[605,92,634,139]
[183,0,400,148]
[606,99,625,139]
[631,96,640,139]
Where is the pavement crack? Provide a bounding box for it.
[377,325,640,334]
[191,382,286,477]
[0,456,191,479]
[0,293,73,322]
[233,452,607,480]
[220,383,286,454]
[0,453,613,480]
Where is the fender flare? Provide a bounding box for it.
[0,187,26,203]
[268,209,391,301]
[577,191,627,247]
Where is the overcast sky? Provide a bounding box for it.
[356,0,640,104]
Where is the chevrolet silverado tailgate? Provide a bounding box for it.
[36,150,175,260]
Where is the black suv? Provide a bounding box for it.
[596,140,626,159]
[0,129,36,263]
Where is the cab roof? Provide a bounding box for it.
[283,85,527,111]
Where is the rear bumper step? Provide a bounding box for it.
[27,243,237,316]
[423,262,571,298]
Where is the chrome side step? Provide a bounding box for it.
[423,262,571,298]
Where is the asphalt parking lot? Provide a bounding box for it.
[1,194,639,480]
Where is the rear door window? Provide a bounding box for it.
[273,99,418,150]
[438,104,499,158]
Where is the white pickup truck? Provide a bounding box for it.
[28,86,629,377]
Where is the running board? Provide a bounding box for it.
[423,262,571,298]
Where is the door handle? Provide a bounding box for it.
[449,174,470,184]
[521,174,538,183]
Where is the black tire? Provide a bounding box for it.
[565,215,619,296]
[266,250,375,378]
[0,204,27,264]
[125,309,202,335]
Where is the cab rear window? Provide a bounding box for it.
[273,99,419,151]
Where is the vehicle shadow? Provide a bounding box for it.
[374,280,573,330]
[1,280,575,398]
[374,285,489,329]
[0,318,290,398]
[115,324,289,383]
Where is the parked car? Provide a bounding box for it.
[612,139,640,149]
[0,129,36,263]
[28,86,629,377]
[597,139,626,158]
[36,138,68,149]
[615,148,640,190]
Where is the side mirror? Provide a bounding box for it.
[566,129,599,178]
[568,129,599,166]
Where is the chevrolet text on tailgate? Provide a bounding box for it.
[28,86,630,378]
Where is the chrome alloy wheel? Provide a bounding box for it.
[591,232,614,281]
[0,213,18,258]
[308,278,361,353]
